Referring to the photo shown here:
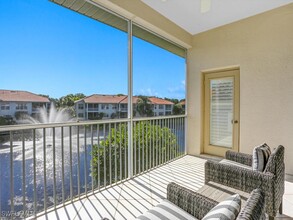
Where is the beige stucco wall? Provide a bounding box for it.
[187,3,293,175]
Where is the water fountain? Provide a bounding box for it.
[21,104,74,137]
[15,103,76,160]
[24,104,73,124]
[0,103,92,215]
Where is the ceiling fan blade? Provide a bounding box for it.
[201,0,211,13]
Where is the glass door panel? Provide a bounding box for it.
[210,77,234,148]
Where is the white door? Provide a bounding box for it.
[204,68,240,157]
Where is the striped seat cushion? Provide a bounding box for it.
[136,199,198,220]
[202,194,241,220]
[252,143,271,172]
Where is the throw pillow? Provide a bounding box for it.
[252,143,271,172]
[202,194,241,220]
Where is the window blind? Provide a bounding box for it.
[210,78,234,148]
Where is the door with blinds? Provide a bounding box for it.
[204,68,240,157]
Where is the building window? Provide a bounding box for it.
[159,112,164,116]
[0,103,10,110]
[165,105,171,111]
[159,105,164,109]
[101,104,109,110]
[78,104,84,110]
[16,103,27,110]
[32,102,46,110]
[78,113,84,118]
[88,104,99,110]
[120,104,127,111]
[112,104,117,109]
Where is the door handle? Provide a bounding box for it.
[231,120,238,124]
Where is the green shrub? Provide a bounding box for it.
[91,121,178,186]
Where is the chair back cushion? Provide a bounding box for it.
[263,145,285,217]
[236,189,266,220]
[202,194,241,220]
[252,143,271,172]
[264,145,285,174]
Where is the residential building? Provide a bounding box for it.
[0,90,50,119]
[148,97,173,116]
[75,94,127,120]
[75,95,174,120]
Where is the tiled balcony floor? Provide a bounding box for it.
[34,155,293,220]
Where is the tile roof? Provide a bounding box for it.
[0,90,50,102]
[76,95,174,105]
[119,96,139,104]
[76,94,128,104]
[148,97,174,105]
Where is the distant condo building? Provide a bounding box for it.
[75,94,174,120]
[148,97,173,116]
[0,90,50,119]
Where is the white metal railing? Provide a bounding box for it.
[87,108,99,111]
[0,115,185,219]
[119,107,128,112]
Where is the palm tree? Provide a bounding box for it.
[136,96,154,117]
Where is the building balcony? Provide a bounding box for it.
[0,115,186,219]
[32,157,293,220]
[119,108,128,112]
[87,108,99,112]
[1,0,292,219]
[0,115,292,219]
[15,107,28,111]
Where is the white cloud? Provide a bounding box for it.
[167,80,186,99]
[138,88,159,97]
[168,80,185,93]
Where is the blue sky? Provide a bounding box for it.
[0,0,186,100]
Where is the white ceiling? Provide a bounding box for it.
[141,0,293,35]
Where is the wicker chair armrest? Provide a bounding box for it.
[226,150,253,166]
[205,160,274,193]
[167,182,218,219]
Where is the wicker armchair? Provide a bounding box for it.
[166,182,266,220]
[205,145,285,219]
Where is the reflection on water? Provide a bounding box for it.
[0,133,95,215]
